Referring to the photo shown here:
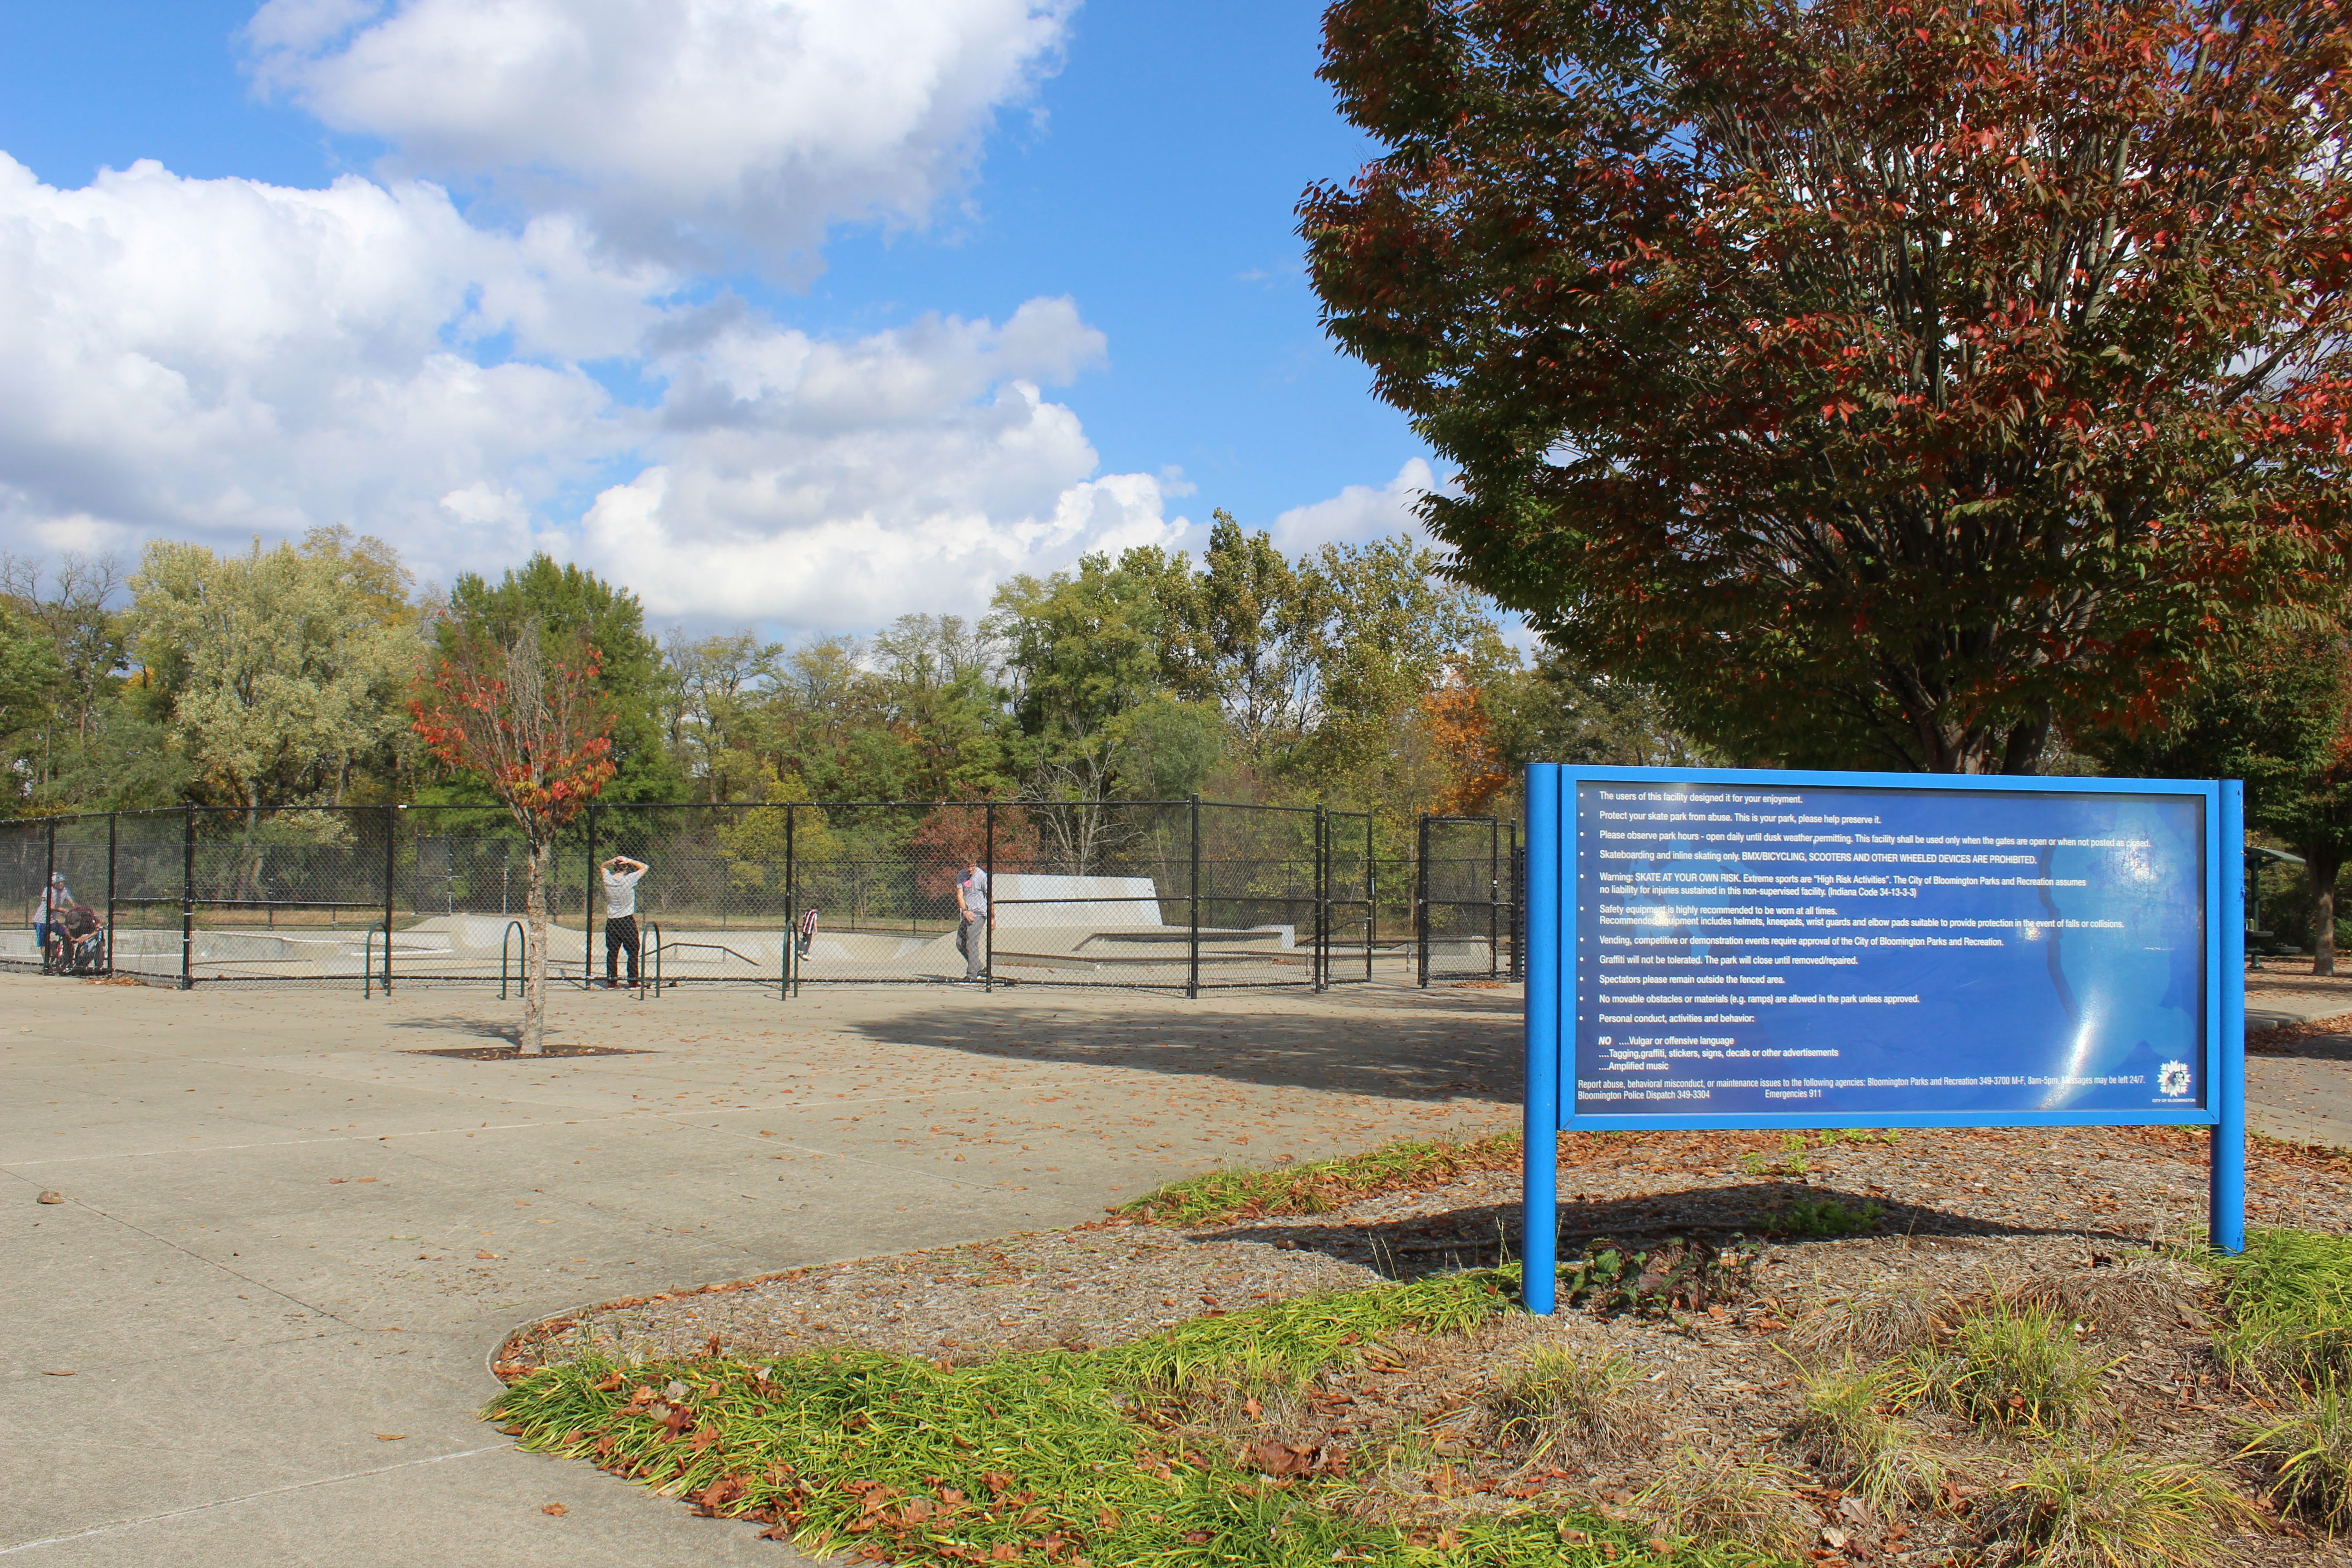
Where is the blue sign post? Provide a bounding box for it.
[1521,765,2246,1314]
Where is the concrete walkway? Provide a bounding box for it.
[5,971,2347,1565]
[0,976,1514,1565]
[2245,961,2352,1151]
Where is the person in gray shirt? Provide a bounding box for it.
[954,859,990,983]
[600,854,648,989]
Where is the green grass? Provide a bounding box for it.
[2239,1381,2352,1532]
[1785,1360,1946,1510]
[1489,1346,1653,1460]
[1115,1133,1522,1227]
[1904,1298,2111,1432]
[489,1272,1799,1568]
[1634,1450,1810,1560]
[1756,1199,1881,1240]
[2208,1229,2352,1388]
[1098,1268,1510,1394]
[1981,1444,2248,1567]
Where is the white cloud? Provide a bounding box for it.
[0,154,1184,631]
[1270,458,1442,554]
[245,0,1077,267]
[0,153,641,554]
[576,300,1182,625]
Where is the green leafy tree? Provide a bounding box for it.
[991,549,1195,804]
[1286,536,1504,807]
[440,556,677,802]
[1302,0,2352,773]
[126,529,416,822]
[2087,626,2352,973]
[1161,512,1313,766]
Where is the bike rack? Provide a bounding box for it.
[500,920,527,1000]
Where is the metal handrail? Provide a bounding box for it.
[500,920,527,1000]
[364,926,381,999]
[642,920,662,997]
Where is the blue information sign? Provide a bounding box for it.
[1521,765,2247,1314]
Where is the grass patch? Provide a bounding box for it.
[1788,1282,1943,1362]
[1634,1450,1811,1560]
[489,1271,1798,1568]
[1785,1360,1947,1510]
[2210,1228,2352,1388]
[1980,1444,2249,1567]
[1489,1346,1656,1461]
[1756,1199,1881,1240]
[1115,1132,1521,1227]
[1101,1268,1509,1394]
[1905,1298,2111,1432]
[2240,1381,2352,1533]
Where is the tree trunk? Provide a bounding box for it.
[521,836,553,1054]
[2309,850,2344,978]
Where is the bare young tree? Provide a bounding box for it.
[411,620,614,1054]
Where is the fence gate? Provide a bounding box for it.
[1416,813,1522,986]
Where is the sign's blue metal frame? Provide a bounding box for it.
[1520,763,2247,1314]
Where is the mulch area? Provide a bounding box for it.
[501,1127,2352,1564]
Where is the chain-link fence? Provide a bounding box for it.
[0,799,1513,995]
[1416,814,1524,984]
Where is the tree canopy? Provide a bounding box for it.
[1302,0,2352,772]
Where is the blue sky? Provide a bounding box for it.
[0,0,1436,633]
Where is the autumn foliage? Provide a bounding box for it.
[1421,682,1510,815]
[410,628,616,831]
[411,621,615,1051]
[1303,0,2352,772]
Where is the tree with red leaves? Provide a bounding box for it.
[412,620,615,1053]
[1303,0,2352,772]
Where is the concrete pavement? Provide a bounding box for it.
[0,976,1516,1565]
[5,968,2347,1565]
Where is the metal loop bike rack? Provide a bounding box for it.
[499,920,527,1000]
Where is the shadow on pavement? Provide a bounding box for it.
[843,997,1520,1104]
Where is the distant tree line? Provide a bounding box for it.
[0,514,1701,844]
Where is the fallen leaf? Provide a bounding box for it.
[476,1250,499,1260]
[36,1191,62,1204]
[40,1370,75,1377]
[374,1433,407,1441]
[542,1503,568,1517]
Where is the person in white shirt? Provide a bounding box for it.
[600,854,648,989]
[954,860,990,983]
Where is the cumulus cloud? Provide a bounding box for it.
[1269,458,1443,554]
[0,153,642,554]
[0,154,1183,629]
[245,0,1076,267]
[574,296,1184,625]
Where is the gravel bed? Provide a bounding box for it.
[505,1125,2352,1373]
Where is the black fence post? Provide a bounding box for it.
[1187,794,1200,1000]
[1510,829,1525,981]
[180,804,194,991]
[382,804,397,996]
[790,804,799,1001]
[984,800,996,994]
[1415,812,1430,989]
[583,802,598,987]
[1313,805,1328,994]
[105,811,117,977]
[1364,812,1376,984]
[1489,815,1502,980]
